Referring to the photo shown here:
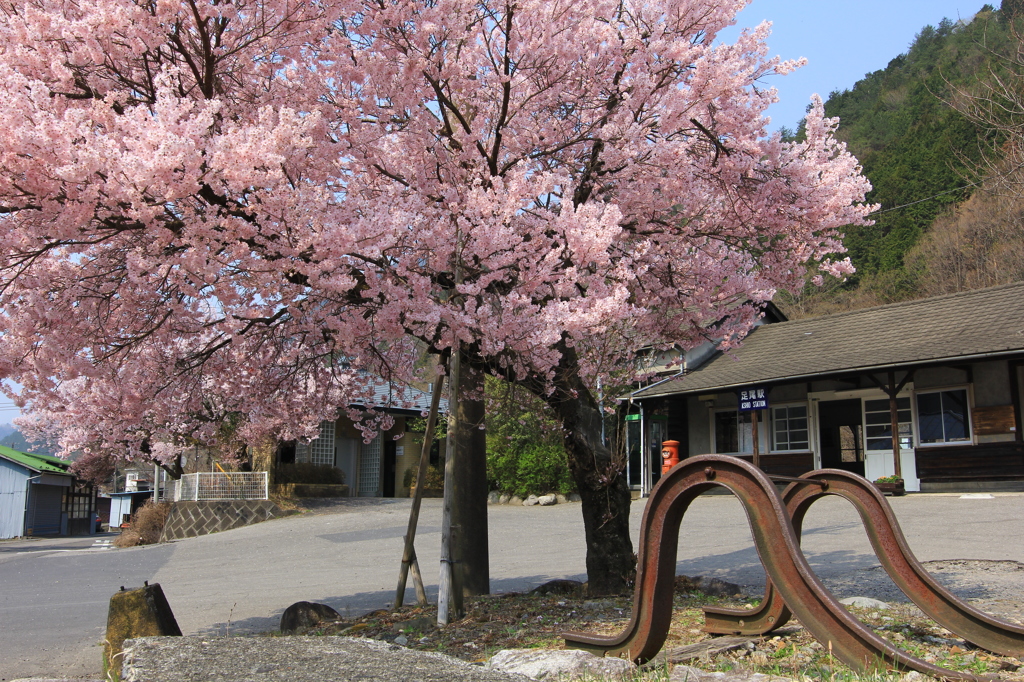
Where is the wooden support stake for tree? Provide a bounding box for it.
[438,345,464,625]
[394,367,447,609]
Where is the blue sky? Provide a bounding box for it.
[0,0,993,423]
[721,0,990,132]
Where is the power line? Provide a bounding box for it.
[866,181,982,217]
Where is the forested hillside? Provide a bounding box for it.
[779,2,1024,316]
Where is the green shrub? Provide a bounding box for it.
[275,462,345,485]
[485,375,576,498]
[488,442,575,498]
[404,464,445,489]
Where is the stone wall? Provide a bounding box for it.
[160,500,286,542]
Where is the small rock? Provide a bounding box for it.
[581,599,613,610]
[523,495,539,506]
[669,667,795,682]
[487,648,634,680]
[567,493,582,502]
[487,491,500,504]
[509,496,524,505]
[555,494,569,504]
[394,635,408,646]
[393,615,435,633]
[279,601,342,633]
[499,494,511,504]
[537,494,557,506]
[670,665,707,682]
[900,672,926,682]
[694,577,744,598]
[839,597,890,610]
[949,645,964,654]
[529,580,585,597]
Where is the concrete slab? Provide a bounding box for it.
[120,636,529,682]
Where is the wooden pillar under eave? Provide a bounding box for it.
[888,370,903,480]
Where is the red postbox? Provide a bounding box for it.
[661,440,680,474]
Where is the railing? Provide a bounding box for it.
[171,472,269,501]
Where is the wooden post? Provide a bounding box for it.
[438,346,463,625]
[394,368,446,608]
[888,370,903,480]
[751,410,760,470]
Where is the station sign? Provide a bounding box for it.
[737,386,769,412]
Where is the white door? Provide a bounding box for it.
[863,396,919,491]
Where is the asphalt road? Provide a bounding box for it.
[1,492,1021,680]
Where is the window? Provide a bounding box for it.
[295,420,336,466]
[917,389,971,444]
[714,410,766,454]
[771,404,809,451]
[309,420,336,466]
[864,397,913,451]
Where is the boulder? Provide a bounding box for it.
[105,583,182,678]
[537,494,557,506]
[487,491,501,505]
[839,597,890,610]
[280,601,343,633]
[523,495,539,506]
[487,648,634,681]
[499,494,512,505]
[567,493,582,502]
[509,496,524,505]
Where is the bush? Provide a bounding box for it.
[488,442,576,499]
[485,375,576,498]
[275,462,345,485]
[404,464,445,489]
[113,501,171,548]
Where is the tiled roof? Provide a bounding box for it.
[631,281,1024,399]
[0,445,72,475]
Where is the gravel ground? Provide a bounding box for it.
[810,559,1024,624]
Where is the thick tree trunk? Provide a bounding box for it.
[453,365,490,596]
[542,351,634,596]
[550,383,634,595]
[467,342,634,595]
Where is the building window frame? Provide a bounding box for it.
[862,396,914,452]
[914,386,972,447]
[770,403,810,453]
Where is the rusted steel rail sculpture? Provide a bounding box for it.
[563,455,985,680]
[704,469,1024,657]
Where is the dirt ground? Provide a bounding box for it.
[278,560,1024,680]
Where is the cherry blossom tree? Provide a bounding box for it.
[0,0,872,593]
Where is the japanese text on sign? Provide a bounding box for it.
[738,386,768,412]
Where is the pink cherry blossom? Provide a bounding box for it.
[0,0,873,592]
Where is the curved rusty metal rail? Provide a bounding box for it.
[563,455,984,680]
[703,469,1024,657]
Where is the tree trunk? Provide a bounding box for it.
[467,341,634,595]
[453,364,490,596]
[542,350,634,596]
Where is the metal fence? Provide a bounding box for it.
[172,472,269,501]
